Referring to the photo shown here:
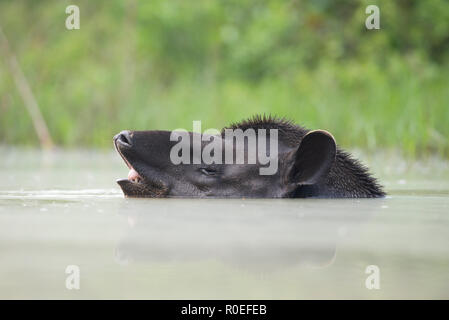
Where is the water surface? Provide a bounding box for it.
[1,147,448,299]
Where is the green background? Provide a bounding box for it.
[0,0,448,155]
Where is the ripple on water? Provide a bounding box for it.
[0,189,123,200]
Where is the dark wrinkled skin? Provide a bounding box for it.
[114,116,385,198]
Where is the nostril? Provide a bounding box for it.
[115,130,133,146]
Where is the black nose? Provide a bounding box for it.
[114,130,133,146]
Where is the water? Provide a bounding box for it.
[0,147,448,299]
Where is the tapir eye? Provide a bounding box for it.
[199,168,217,176]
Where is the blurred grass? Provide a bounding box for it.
[0,0,448,156]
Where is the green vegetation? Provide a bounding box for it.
[0,0,448,155]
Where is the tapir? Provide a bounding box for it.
[113,116,385,198]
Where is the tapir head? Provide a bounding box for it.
[113,125,337,198]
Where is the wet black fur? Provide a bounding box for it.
[225,115,385,198]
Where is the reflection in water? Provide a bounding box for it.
[115,199,382,270]
[1,149,449,299]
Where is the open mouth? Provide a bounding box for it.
[126,168,142,183]
[113,134,144,185]
[113,131,169,197]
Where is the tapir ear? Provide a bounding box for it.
[287,130,336,185]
